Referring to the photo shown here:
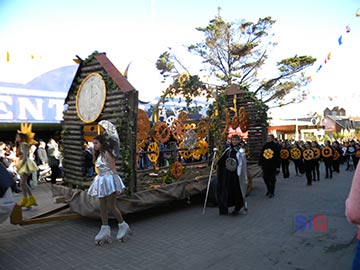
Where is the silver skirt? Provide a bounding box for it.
[88,173,125,198]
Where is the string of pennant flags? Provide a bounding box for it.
[314,24,350,73]
[4,51,42,62]
[304,7,360,87]
[2,8,360,83]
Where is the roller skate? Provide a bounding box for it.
[95,225,112,246]
[116,221,131,242]
[25,195,38,209]
[18,196,28,207]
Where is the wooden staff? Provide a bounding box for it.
[202,148,217,215]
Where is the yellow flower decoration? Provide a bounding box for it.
[290,148,301,160]
[178,72,190,87]
[303,149,314,161]
[263,148,274,159]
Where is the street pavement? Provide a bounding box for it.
[0,162,357,270]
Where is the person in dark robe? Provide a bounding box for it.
[216,135,248,215]
[291,141,304,176]
[322,140,334,179]
[311,140,321,181]
[258,134,280,198]
[332,140,343,173]
[280,140,290,178]
[302,141,315,186]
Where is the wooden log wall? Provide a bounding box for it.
[224,92,267,164]
[62,57,138,189]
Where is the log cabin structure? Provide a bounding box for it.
[224,85,268,164]
[62,52,138,191]
[53,55,265,215]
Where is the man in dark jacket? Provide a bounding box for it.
[258,134,280,198]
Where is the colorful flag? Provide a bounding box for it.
[338,35,343,45]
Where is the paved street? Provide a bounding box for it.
[0,162,357,270]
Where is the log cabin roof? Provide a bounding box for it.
[65,52,136,103]
[95,53,135,93]
[224,84,246,95]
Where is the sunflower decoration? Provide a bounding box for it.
[263,148,274,159]
[17,121,37,145]
[177,72,190,87]
[221,108,231,139]
[231,115,239,129]
[137,109,150,142]
[321,146,333,158]
[280,149,290,159]
[290,148,301,160]
[178,141,192,159]
[171,161,183,179]
[303,149,314,161]
[313,148,321,159]
[147,142,160,163]
[238,107,249,132]
[196,120,208,139]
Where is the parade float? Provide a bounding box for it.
[11,51,267,224]
[50,51,267,218]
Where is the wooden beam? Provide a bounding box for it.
[10,204,81,226]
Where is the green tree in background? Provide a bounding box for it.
[156,13,316,109]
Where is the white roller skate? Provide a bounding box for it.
[116,221,131,242]
[95,225,112,245]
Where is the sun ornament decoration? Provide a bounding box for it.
[313,148,321,159]
[280,149,289,159]
[303,149,314,161]
[147,142,160,163]
[290,148,301,160]
[321,146,333,158]
[18,121,37,145]
[263,148,274,159]
[177,72,190,87]
[171,161,183,179]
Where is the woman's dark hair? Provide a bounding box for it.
[93,134,113,160]
[15,133,26,147]
[15,133,27,157]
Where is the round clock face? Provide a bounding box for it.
[76,73,106,123]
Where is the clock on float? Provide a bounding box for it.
[76,73,106,123]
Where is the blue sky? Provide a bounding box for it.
[1,0,359,118]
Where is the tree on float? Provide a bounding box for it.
[156,12,316,153]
